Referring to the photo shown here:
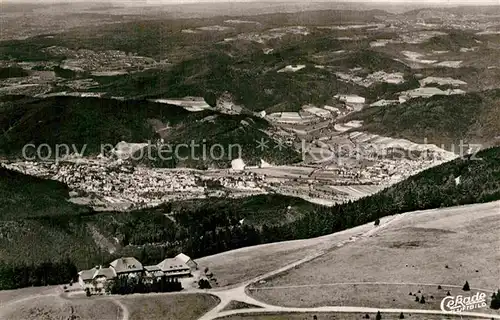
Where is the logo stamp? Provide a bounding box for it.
[440,292,488,313]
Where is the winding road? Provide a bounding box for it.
[1,205,499,320]
[196,210,500,320]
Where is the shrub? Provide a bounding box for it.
[463,281,470,291]
[199,278,211,289]
[491,290,500,310]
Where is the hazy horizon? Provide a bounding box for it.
[2,0,500,5]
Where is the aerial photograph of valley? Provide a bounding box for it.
[0,0,499,319]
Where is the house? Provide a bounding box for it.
[335,94,366,104]
[144,265,164,283]
[93,267,116,294]
[78,267,98,291]
[334,94,366,111]
[77,253,196,294]
[175,253,198,271]
[157,256,192,278]
[78,266,116,294]
[109,257,143,277]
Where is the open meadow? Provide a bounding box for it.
[0,285,60,307]
[0,295,121,320]
[197,214,399,287]
[218,312,488,320]
[118,293,220,320]
[249,201,500,312]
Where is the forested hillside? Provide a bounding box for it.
[0,96,300,167]
[346,89,500,147]
[1,146,500,290]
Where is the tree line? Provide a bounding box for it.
[0,259,77,290]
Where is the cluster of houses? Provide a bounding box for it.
[78,253,198,294]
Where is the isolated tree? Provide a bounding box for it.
[491,290,500,310]
[85,288,91,297]
[438,285,442,289]
[364,314,370,319]
[198,279,211,289]
[374,218,380,226]
[463,281,470,291]
[420,296,426,304]
[399,312,405,319]
[313,316,318,320]
[376,311,382,320]
[447,291,451,296]
[415,295,420,302]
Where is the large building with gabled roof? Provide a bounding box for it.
[77,253,197,294]
[109,257,143,276]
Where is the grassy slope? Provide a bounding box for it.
[119,294,220,320]
[345,89,500,147]
[221,313,484,319]
[249,201,500,313]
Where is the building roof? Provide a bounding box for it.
[79,267,98,281]
[94,267,116,279]
[144,265,161,272]
[157,257,190,272]
[175,253,196,265]
[144,265,164,278]
[110,257,143,274]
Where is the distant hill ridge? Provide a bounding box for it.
[0,96,300,167]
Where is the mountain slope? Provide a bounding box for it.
[344,89,500,147]
[0,96,300,167]
[0,166,90,220]
[1,146,500,289]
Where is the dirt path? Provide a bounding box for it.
[249,282,496,293]
[207,306,500,319]
[198,211,413,320]
[197,206,500,320]
[111,298,130,320]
